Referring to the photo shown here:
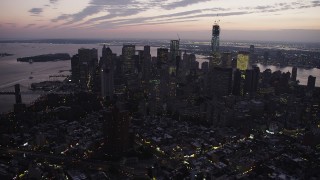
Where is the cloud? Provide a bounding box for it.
[49,0,320,31]
[61,5,104,25]
[162,0,212,10]
[24,24,36,28]
[52,0,141,25]
[5,23,16,28]
[29,8,43,16]
[50,0,58,4]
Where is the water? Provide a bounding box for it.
[0,43,319,113]
[255,64,320,87]
[0,43,159,113]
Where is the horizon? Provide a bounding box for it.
[1,0,320,42]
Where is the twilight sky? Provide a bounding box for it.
[1,0,320,42]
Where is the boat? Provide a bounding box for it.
[29,59,33,64]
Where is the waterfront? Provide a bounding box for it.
[0,43,319,113]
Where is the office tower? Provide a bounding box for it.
[237,51,250,71]
[101,45,114,99]
[71,54,80,83]
[170,40,180,63]
[244,65,260,94]
[103,106,130,155]
[221,52,232,68]
[307,75,316,90]
[244,69,254,95]
[211,67,233,97]
[133,50,143,73]
[252,66,260,92]
[249,45,256,64]
[291,67,297,81]
[232,69,241,96]
[142,46,151,82]
[72,48,98,90]
[157,48,169,68]
[211,23,220,53]
[210,23,221,68]
[122,45,135,74]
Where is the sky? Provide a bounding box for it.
[1,0,320,42]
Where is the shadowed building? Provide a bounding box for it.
[103,106,131,156]
[157,48,169,68]
[291,66,297,81]
[122,45,135,74]
[307,75,316,90]
[221,52,232,68]
[101,45,115,99]
[71,48,98,90]
[211,67,233,97]
[142,45,152,82]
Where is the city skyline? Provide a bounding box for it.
[1,0,320,42]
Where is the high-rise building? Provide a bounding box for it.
[211,67,233,97]
[211,23,220,53]
[210,23,221,68]
[249,45,256,65]
[170,40,180,63]
[291,66,297,81]
[232,69,241,96]
[307,75,316,90]
[221,52,232,68]
[101,45,115,99]
[71,48,98,90]
[71,54,80,83]
[252,66,260,92]
[122,45,135,74]
[142,45,151,82]
[103,106,130,155]
[157,48,169,68]
[237,51,250,71]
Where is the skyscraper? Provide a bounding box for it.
[211,23,220,53]
[142,45,151,81]
[103,106,130,155]
[249,45,256,65]
[237,51,250,71]
[157,48,169,68]
[122,45,135,74]
[211,67,233,97]
[101,45,114,99]
[170,40,180,63]
[221,52,232,68]
[210,23,221,68]
[291,67,297,81]
[71,48,98,90]
[307,75,316,90]
[71,54,80,83]
[232,69,241,96]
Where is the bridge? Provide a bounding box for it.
[0,84,22,104]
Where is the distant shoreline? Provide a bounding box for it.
[17,53,70,62]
